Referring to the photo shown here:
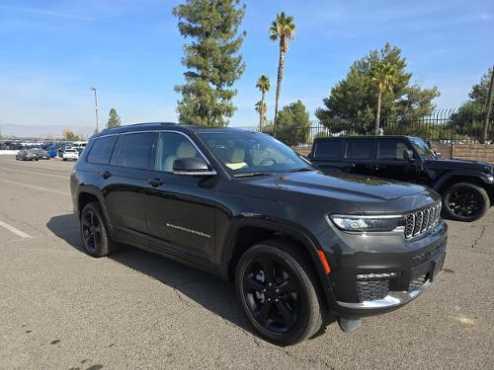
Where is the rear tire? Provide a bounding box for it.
[443,182,490,222]
[235,240,323,345]
[80,202,116,257]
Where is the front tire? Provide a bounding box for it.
[235,240,323,345]
[80,202,115,257]
[443,182,490,222]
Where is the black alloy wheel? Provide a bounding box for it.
[443,182,490,222]
[80,202,114,257]
[236,241,323,345]
[243,255,300,333]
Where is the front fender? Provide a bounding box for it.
[220,216,337,310]
[433,170,493,192]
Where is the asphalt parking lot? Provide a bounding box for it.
[0,155,493,369]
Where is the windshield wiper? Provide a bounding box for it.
[287,167,315,173]
[233,172,270,178]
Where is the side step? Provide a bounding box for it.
[338,317,362,333]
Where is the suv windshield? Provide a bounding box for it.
[199,131,312,176]
[409,137,434,159]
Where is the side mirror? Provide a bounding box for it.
[403,149,415,162]
[173,157,217,176]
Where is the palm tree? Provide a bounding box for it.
[270,12,295,135]
[256,75,270,130]
[370,61,398,135]
[255,100,267,131]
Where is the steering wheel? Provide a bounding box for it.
[259,158,277,166]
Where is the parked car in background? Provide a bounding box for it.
[62,148,79,161]
[72,141,88,154]
[16,149,39,161]
[308,135,494,222]
[30,148,50,159]
[71,123,447,345]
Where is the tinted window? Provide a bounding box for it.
[155,132,202,172]
[314,140,342,159]
[111,132,156,169]
[346,140,374,160]
[377,140,408,160]
[87,136,117,164]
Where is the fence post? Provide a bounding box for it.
[483,67,494,144]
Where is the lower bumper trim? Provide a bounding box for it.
[336,280,431,309]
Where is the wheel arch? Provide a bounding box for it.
[434,172,492,198]
[77,188,114,235]
[221,219,336,309]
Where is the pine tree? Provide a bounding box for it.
[107,108,121,129]
[173,0,246,127]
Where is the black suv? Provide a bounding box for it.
[309,136,494,222]
[71,123,447,345]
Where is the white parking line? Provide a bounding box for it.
[0,220,32,239]
[0,166,68,179]
[0,178,70,196]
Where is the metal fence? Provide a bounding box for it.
[307,110,494,144]
[241,109,494,145]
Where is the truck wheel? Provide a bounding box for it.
[443,182,490,222]
[235,240,323,345]
[80,202,116,257]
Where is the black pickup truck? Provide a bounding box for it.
[308,135,494,222]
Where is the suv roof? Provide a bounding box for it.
[93,122,254,138]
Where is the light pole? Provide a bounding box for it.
[90,87,99,134]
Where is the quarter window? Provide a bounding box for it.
[111,132,156,170]
[87,136,117,164]
[346,141,374,160]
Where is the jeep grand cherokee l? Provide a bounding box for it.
[70,123,447,345]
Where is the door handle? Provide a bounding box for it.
[101,170,112,179]
[148,178,163,188]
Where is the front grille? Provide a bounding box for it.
[404,202,442,239]
[356,279,390,301]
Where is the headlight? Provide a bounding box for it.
[487,175,494,183]
[329,214,405,233]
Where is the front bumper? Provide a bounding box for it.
[322,221,447,317]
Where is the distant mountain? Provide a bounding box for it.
[0,124,95,139]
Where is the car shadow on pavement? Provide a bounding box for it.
[47,213,253,336]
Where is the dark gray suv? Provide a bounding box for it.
[71,123,447,345]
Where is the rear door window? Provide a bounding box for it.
[111,132,157,170]
[87,136,118,164]
[346,140,375,160]
[313,139,343,160]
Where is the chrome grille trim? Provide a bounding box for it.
[404,202,442,240]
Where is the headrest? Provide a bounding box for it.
[177,141,196,158]
[230,148,245,163]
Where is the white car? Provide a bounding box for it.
[62,149,79,161]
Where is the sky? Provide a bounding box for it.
[0,0,493,135]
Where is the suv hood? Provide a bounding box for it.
[426,158,493,173]
[247,170,429,202]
